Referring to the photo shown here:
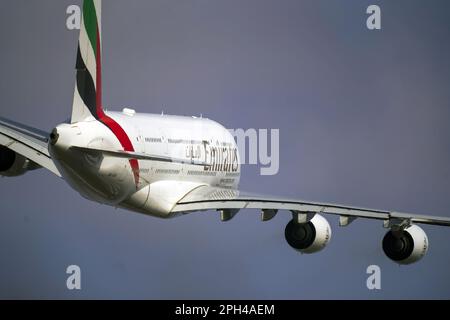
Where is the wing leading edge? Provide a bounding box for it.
[0,117,61,177]
[172,185,450,227]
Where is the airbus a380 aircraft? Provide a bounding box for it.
[1,0,449,265]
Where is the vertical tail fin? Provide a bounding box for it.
[70,0,140,186]
[71,0,103,123]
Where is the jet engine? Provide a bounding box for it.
[0,146,38,177]
[382,224,428,265]
[285,214,332,253]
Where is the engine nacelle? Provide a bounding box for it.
[382,224,428,265]
[285,214,332,254]
[0,146,37,177]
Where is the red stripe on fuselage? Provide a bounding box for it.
[95,26,139,188]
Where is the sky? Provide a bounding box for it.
[1,0,450,299]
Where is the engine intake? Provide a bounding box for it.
[0,146,38,177]
[0,145,16,172]
[382,224,428,265]
[285,214,332,254]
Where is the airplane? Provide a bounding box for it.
[1,0,449,266]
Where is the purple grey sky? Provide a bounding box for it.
[0,0,450,298]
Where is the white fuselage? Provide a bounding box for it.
[49,110,241,218]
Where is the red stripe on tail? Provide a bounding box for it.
[95,26,140,188]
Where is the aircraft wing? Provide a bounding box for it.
[0,117,61,177]
[172,185,450,227]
